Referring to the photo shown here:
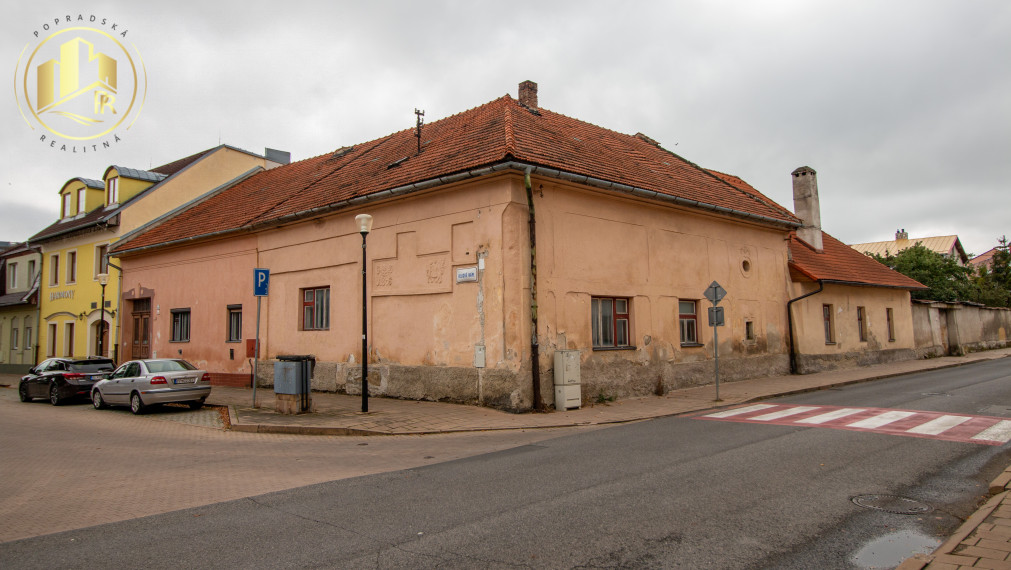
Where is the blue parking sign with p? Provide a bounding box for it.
[254,268,270,297]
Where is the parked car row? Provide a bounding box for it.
[19,357,212,414]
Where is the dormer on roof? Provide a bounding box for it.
[57,177,105,220]
[102,165,168,207]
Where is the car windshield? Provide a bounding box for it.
[145,360,197,373]
[69,360,115,372]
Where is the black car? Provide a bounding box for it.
[19,357,117,405]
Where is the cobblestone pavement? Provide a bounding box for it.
[0,386,594,543]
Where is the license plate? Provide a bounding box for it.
[173,377,195,384]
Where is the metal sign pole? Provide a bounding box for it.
[254,296,261,408]
[713,300,720,402]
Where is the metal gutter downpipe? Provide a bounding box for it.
[787,280,824,374]
[524,168,544,411]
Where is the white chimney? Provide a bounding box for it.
[792,166,823,251]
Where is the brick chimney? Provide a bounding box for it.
[518,80,538,109]
[792,166,823,251]
[896,228,908,240]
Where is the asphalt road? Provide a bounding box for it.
[2,360,1010,569]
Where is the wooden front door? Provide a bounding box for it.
[131,298,151,359]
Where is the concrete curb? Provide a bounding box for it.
[223,354,1009,436]
[897,467,1011,569]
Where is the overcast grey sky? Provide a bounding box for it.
[3,0,1009,256]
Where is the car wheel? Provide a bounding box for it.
[188,400,204,410]
[49,384,62,406]
[92,390,107,410]
[18,383,32,402]
[130,392,146,415]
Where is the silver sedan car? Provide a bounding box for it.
[91,359,212,414]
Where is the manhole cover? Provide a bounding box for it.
[851,494,931,515]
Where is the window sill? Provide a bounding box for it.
[592,346,637,352]
[680,343,704,348]
[825,342,836,346]
[169,340,190,343]
[226,339,242,344]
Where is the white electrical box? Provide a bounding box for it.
[553,350,580,385]
[554,384,581,411]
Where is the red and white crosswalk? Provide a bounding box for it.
[696,404,1011,445]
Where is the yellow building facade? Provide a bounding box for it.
[32,146,287,363]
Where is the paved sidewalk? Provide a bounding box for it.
[898,466,1011,570]
[209,348,1011,436]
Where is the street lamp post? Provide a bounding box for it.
[98,273,109,357]
[355,214,374,413]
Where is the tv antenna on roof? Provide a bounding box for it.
[414,108,425,154]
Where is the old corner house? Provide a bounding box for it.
[27,146,288,366]
[110,81,924,411]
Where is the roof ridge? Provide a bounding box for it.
[503,103,516,156]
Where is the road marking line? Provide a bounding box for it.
[906,415,972,435]
[971,420,1011,443]
[796,408,864,424]
[703,404,777,418]
[847,411,917,429]
[751,406,821,421]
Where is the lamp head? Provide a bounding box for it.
[98,273,109,286]
[355,214,374,235]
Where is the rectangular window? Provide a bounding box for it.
[10,326,18,350]
[25,324,32,349]
[47,323,57,357]
[107,177,118,205]
[66,251,77,283]
[745,320,755,341]
[171,309,191,342]
[62,193,71,217]
[28,259,36,282]
[886,308,895,342]
[95,244,109,277]
[227,305,242,342]
[8,262,16,289]
[302,287,330,330]
[77,188,85,214]
[679,300,699,346]
[592,297,631,349]
[857,306,867,342]
[823,304,835,344]
[49,255,59,286]
[64,322,74,357]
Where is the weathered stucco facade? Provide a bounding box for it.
[111,83,932,411]
[0,245,41,373]
[912,301,1011,357]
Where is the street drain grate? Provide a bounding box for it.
[851,494,931,515]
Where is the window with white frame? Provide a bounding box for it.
[49,255,59,286]
[10,324,18,350]
[107,177,118,205]
[76,187,85,214]
[302,287,330,330]
[679,300,700,345]
[171,309,191,342]
[227,305,242,342]
[591,296,631,349]
[64,322,74,357]
[62,193,71,217]
[47,323,57,357]
[8,262,16,289]
[823,304,835,344]
[28,259,36,283]
[95,244,109,277]
[66,251,77,283]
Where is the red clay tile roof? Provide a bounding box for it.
[789,231,926,289]
[113,94,802,253]
[706,169,800,223]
